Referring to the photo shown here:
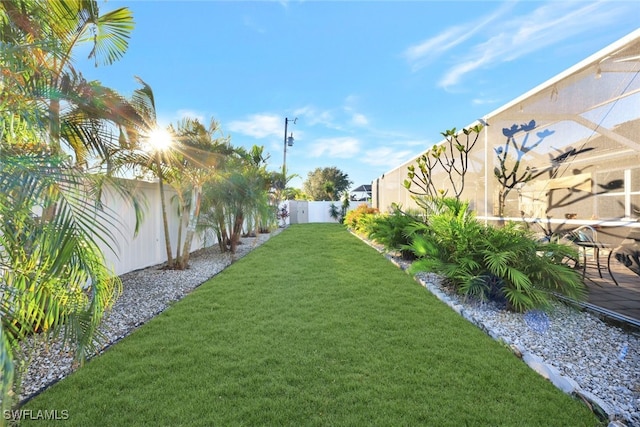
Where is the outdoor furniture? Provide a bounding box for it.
[565,225,613,282]
[575,240,613,280]
[608,229,640,286]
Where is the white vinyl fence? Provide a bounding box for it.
[96,181,372,276]
[287,200,371,225]
[98,179,211,276]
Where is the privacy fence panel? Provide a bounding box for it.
[98,180,208,276]
[289,200,372,223]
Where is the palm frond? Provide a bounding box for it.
[85,7,134,66]
[0,155,122,347]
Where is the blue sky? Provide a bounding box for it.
[79,1,640,190]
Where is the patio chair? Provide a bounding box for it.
[564,225,611,280]
[608,229,640,286]
[565,225,598,246]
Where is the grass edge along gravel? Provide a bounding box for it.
[20,224,600,426]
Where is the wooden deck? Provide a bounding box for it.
[579,252,640,328]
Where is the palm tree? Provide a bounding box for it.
[150,127,175,269]
[0,1,139,416]
[117,77,177,268]
[245,145,278,234]
[171,117,232,269]
[1,0,136,163]
[222,145,274,252]
[198,145,270,254]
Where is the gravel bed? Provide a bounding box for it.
[15,228,640,426]
[17,230,279,403]
[381,250,640,427]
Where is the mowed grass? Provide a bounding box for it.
[21,224,599,426]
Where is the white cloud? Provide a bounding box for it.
[293,98,371,131]
[351,113,369,126]
[293,105,337,128]
[404,1,631,90]
[344,94,359,106]
[401,139,432,149]
[362,147,416,168]
[227,113,282,138]
[472,97,501,106]
[309,137,360,159]
[439,53,491,89]
[175,109,205,124]
[242,16,266,34]
[403,26,471,71]
[403,2,513,72]
[441,2,631,89]
[341,95,371,127]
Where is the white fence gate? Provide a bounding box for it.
[287,201,371,225]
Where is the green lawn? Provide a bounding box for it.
[21,224,599,426]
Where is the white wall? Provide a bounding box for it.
[289,200,371,224]
[306,201,339,223]
[98,180,209,276]
[98,182,371,276]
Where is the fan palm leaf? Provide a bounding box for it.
[0,154,123,410]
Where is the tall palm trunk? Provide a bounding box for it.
[214,208,229,252]
[156,154,174,268]
[179,185,202,269]
[42,90,61,223]
[49,98,61,149]
[175,208,184,264]
[230,210,244,253]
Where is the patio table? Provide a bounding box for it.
[608,232,640,287]
[574,240,614,283]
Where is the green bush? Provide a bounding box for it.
[344,203,378,233]
[406,198,586,312]
[405,198,483,279]
[368,205,420,260]
[352,212,378,237]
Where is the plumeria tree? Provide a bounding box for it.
[404,124,483,201]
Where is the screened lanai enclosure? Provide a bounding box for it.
[372,29,640,321]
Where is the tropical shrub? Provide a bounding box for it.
[368,205,421,260]
[0,155,125,415]
[407,198,586,312]
[344,203,378,231]
[405,198,483,277]
[329,203,341,223]
[328,193,352,224]
[354,213,379,238]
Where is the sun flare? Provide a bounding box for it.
[147,127,173,151]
